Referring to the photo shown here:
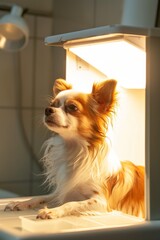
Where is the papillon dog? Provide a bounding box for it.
[5,78,144,219]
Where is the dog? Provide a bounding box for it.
[5,78,144,219]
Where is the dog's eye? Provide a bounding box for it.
[66,104,78,112]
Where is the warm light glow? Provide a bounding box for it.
[66,59,102,93]
[0,35,6,48]
[69,40,146,89]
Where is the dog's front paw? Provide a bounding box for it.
[37,207,63,219]
[4,201,32,211]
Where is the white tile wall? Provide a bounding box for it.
[20,39,34,108]
[0,109,31,182]
[24,15,35,38]
[0,12,54,196]
[32,109,50,158]
[53,0,123,34]
[32,109,51,184]
[21,109,33,145]
[37,17,53,38]
[53,0,95,33]
[95,0,124,26]
[35,39,53,108]
[0,52,17,107]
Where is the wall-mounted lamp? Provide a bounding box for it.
[0,5,29,52]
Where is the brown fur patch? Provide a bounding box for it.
[106,161,144,217]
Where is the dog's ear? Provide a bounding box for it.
[53,78,72,96]
[92,79,117,113]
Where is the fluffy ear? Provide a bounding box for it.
[92,79,117,113]
[53,78,72,96]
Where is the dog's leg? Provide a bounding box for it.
[4,194,54,211]
[37,196,108,219]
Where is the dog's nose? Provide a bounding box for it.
[45,107,54,116]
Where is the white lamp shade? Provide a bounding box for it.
[0,5,29,52]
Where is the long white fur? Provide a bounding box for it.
[4,79,144,219]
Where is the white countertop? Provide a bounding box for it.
[0,197,160,240]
